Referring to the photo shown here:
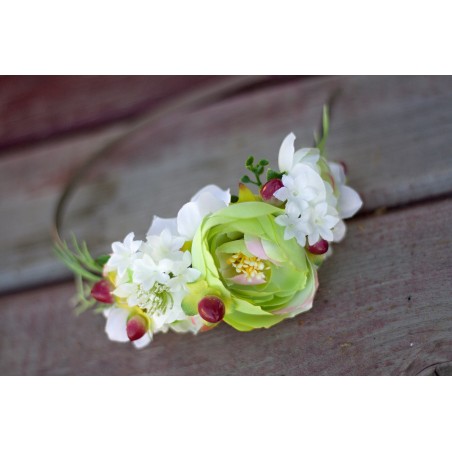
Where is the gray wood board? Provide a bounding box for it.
[1,197,451,375]
[1,75,451,293]
[0,75,219,151]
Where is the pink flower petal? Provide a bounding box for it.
[230,274,266,286]
[244,236,269,261]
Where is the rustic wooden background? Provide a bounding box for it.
[0,75,451,375]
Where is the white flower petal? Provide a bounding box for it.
[332,220,347,242]
[177,201,203,240]
[329,162,346,185]
[308,231,320,246]
[278,132,296,172]
[123,232,134,247]
[191,184,231,205]
[177,191,228,240]
[319,227,334,242]
[170,316,203,334]
[105,307,129,343]
[113,283,135,298]
[293,148,320,169]
[184,267,201,283]
[132,332,153,349]
[273,186,288,201]
[147,216,178,236]
[124,233,142,252]
[106,233,142,277]
[338,185,363,219]
[295,233,307,247]
[196,191,228,217]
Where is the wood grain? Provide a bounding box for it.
[0,76,218,152]
[1,197,451,375]
[0,76,304,152]
[1,76,452,293]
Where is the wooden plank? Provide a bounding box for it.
[1,197,451,375]
[0,76,219,152]
[1,75,452,293]
[0,76,304,152]
[0,124,132,292]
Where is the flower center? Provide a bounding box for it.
[226,252,268,282]
[136,282,173,315]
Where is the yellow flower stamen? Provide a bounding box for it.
[226,252,268,282]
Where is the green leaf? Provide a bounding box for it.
[54,234,105,283]
[241,175,251,183]
[259,159,269,166]
[267,169,284,181]
[223,298,285,331]
[181,280,210,316]
[54,244,100,282]
[95,255,110,267]
[213,201,281,220]
[216,239,252,257]
[245,156,254,167]
[316,104,330,155]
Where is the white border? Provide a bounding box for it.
[0,1,450,74]
[0,377,449,451]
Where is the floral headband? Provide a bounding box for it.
[55,106,362,348]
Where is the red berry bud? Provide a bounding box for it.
[307,239,329,255]
[198,296,225,323]
[126,314,148,341]
[91,280,114,304]
[260,178,284,207]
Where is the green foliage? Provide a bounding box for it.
[72,274,109,316]
[54,234,104,281]
[267,168,285,181]
[314,104,330,155]
[95,255,110,267]
[54,234,108,315]
[242,155,270,187]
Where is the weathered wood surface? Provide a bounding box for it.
[1,75,452,294]
[0,76,219,152]
[1,197,451,375]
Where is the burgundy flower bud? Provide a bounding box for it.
[198,296,225,323]
[126,314,148,342]
[90,280,114,304]
[307,239,329,255]
[260,178,284,207]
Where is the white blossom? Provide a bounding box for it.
[141,228,185,266]
[111,227,202,340]
[329,162,363,220]
[278,132,321,173]
[275,133,346,247]
[177,184,230,240]
[106,232,142,277]
[275,202,312,246]
[103,306,153,349]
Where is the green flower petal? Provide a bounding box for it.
[186,201,317,331]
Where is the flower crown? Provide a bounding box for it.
[56,106,362,348]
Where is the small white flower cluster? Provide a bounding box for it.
[104,230,201,347]
[274,133,362,247]
[102,185,231,348]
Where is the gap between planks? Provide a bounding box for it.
[0,75,451,294]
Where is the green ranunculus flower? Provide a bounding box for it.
[182,201,318,331]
